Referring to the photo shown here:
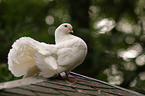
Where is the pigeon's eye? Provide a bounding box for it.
[64,25,67,27]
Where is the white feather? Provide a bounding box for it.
[8,23,87,78]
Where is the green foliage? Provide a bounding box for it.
[0,0,145,94]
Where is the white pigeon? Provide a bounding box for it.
[8,23,87,79]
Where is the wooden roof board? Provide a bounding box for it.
[0,72,144,96]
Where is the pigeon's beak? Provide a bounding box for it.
[69,29,73,33]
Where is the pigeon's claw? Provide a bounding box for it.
[58,72,76,81]
[66,76,76,81]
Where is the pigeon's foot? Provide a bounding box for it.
[66,76,76,81]
[58,72,76,82]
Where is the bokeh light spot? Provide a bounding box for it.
[45,15,54,25]
[125,36,135,44]
[94,18,116,34]
[136,55,145,66]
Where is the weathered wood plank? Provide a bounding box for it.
[0,72,144,96]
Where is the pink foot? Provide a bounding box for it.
[58,72,76,82]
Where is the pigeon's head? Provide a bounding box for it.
[55,23,73,34]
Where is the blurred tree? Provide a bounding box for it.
[0,0,145,94]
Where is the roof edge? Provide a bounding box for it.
[69,72,144,96]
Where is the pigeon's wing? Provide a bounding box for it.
[8,37,58,77]
[34,47,58,78]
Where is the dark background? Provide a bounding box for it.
[0,0,145,94]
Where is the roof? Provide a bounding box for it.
[0,72,144,96]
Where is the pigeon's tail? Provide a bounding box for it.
[8,37,38,77]
[8,37,58,78]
